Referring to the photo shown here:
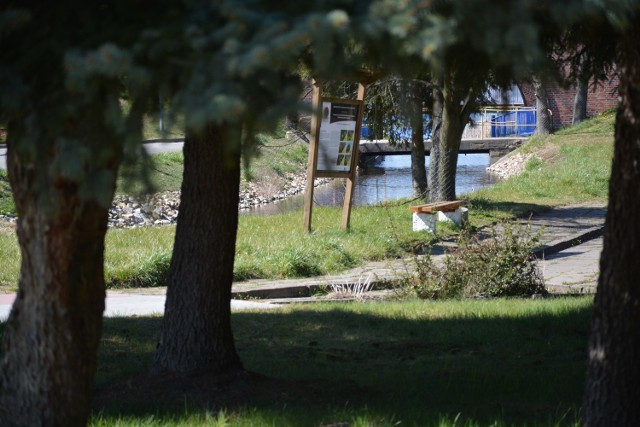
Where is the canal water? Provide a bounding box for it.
[245,153,499,215]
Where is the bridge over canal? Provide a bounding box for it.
[358,137,526,164]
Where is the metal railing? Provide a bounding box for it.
[462,106,536,140]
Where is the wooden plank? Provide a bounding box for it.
[409,200,464,213]
[342,82,367,231]
[416,201,463,213]
[303,80,323,232]
[411,202,462,213]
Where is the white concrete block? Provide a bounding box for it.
[437,209,462,225]
[413,212,437,233]
[435,207,469,227]
[460,207,469,225]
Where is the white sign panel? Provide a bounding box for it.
[317,101,359,173]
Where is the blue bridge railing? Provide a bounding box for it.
[463,107,536,140]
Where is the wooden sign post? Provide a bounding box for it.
[303,80,367,232]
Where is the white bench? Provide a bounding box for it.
[409,201,468,232]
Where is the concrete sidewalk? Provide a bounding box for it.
[541,237,601,294]
[0,202,606,319]
[0,293,277,321]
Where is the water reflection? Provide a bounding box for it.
[243,153,498,215]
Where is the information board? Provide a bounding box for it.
[317,101,360,173]
[304,81,367,232]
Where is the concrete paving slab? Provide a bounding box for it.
[541,237,602,293]
[527,204,606,247]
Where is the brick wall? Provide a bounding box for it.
[519,74,619,130]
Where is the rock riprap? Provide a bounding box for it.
[3,172,329,229]
[486,152,536,179]
[108,172,325,228]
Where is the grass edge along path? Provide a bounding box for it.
[91,296,593,426]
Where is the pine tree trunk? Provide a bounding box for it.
[583,13,640,426]
[428,81,444,202]
[0,141,111,426]
[410,84,427,200]
[573,74,589,125]
[153,123,243,374]
[534,78,553,135]
[430,74,469,202]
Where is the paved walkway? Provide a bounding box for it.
[0,294,276,321]
[0,202,606,319]
[542,237,601,293]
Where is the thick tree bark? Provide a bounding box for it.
[409,83,428,200]
[429,74,471,202]
[583,13,640,426]
[153,123,243,374]
[573,74,589,125]
[0,137,113,426]
[534,78,553,135]
[436,81,465,201]
[428,81,443,202]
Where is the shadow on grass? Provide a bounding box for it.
[467,198,552,219]
[94,299,592,426]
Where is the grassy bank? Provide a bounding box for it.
[92,296,593,426]
[468,110,614,224]
[117,152,185,197]
[240,133,309,193]
[116,139,308,198]
[0,125,306,210]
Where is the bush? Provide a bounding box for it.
[413,222,546,299]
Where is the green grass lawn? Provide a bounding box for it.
[101,201,433,289]
[92,296,593,426]
[234,203,431,280]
